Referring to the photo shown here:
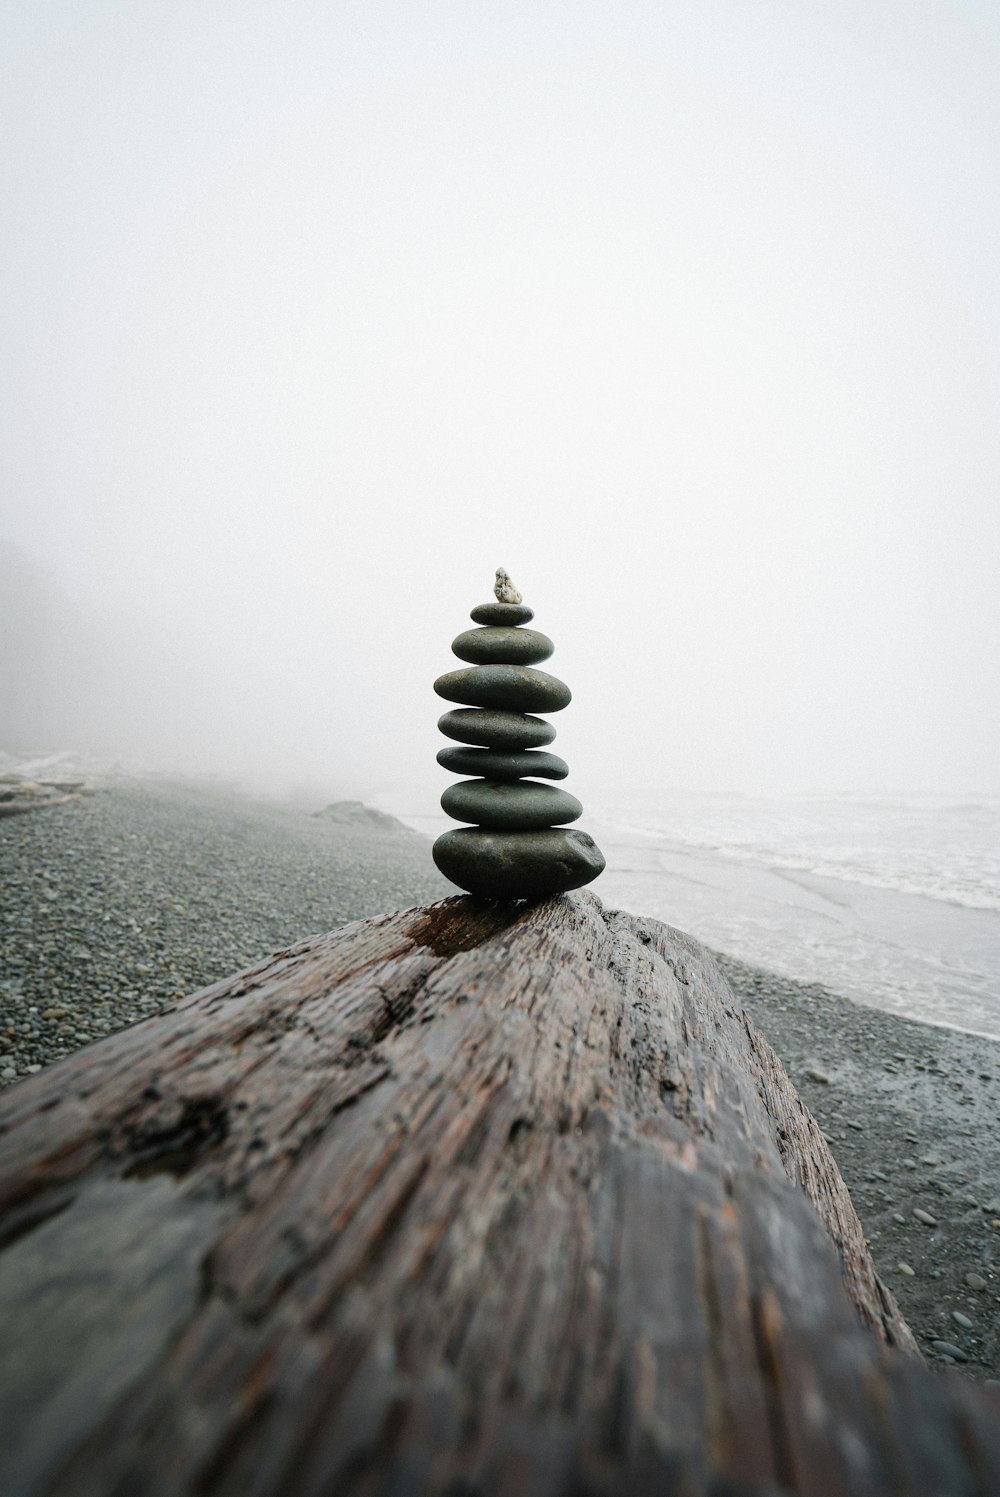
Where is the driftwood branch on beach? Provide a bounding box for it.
[0,776,91,816]
[1,891,999,1496]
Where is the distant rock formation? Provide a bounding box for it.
[313,800,414,834]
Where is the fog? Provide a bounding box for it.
[3,2,998,809]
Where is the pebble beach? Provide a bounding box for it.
[1,775,998,1383]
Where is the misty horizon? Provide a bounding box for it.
[3,4,998,806]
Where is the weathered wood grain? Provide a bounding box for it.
[1,891,998,1496]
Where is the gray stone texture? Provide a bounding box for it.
[436,747,569,782]
[432,827,606,899]
[434,665,571,714]
[441,780,582,830]
[436,709,556,750]
[469,601,534,626]
[451,626,554,667]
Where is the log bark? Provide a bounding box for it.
[1,891,998,1497]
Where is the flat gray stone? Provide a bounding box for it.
[434,665,571,713]
[451,627,554,667]
[442,780,582,830]
[470,601,534,626]
[432,827,606,899]
[437,710,555,750]
[436,747,569,782]
[931,1340,969,1362]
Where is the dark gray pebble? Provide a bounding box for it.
[436,747,569,782]
[432,827,606,899]
[434,665,571,713]
[441,780,582,830]
[437,709,555,750]
[931,1340,969,1362]
[469,601,534,626]
[451,627,553,667]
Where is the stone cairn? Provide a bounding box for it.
[432,569,606,900]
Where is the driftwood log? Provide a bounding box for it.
[1,891,999,1496]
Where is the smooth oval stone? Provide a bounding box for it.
[470,601,534,626]
[437,709,555,750]
[432,827,606,899]
[434,665,571,713]
[451,626,554,667]
[436,747,568,782]
[441,780,582,829]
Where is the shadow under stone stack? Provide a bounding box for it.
[432,572,606,899]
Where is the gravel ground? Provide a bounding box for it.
[2,776,997,1384]
[715,952,1000,1385]
[0,776,451,1079]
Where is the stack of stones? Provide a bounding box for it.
[432,570,606,900]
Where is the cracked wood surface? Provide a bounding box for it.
[1,890,999,1496]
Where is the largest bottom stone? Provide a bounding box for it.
[432,826,606,899]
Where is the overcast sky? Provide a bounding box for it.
[2,1,998,805]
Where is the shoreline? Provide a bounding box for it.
[1,776,997,1379]
[592,829,1000,1042]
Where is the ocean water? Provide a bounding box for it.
[592,792,1000,913]
[382,788,1000,1041]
